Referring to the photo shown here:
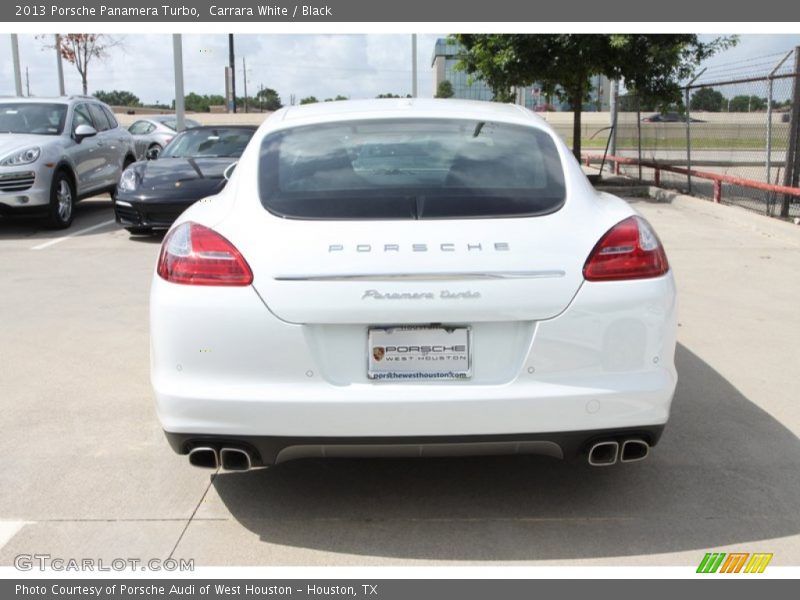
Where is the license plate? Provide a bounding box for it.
[367,326,472,381]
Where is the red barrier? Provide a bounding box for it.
[583,154,800,203]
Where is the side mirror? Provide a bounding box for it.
[223,162,237,181]
[74,124,97,143]
[145,147,160,160]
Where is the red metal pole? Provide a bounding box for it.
[713,180,722,203]
[583,153,800,199]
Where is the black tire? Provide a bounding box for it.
[147,144,162,159]
[46,170,75,229]
[125,226,153,236]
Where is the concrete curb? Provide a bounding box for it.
[595,178,800,246]
[640,186,800,246]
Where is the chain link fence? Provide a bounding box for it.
[605,48,800,220]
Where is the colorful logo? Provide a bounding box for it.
[696,552,773,573]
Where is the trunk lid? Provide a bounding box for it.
[229,214,595,324]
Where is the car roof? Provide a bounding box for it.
[0,96,72,105]
[277,98,544,129]
[149,115,194,122]
[177,125,257,131]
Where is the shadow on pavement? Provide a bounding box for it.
[127,232,166,244]
[211,343,800,560]
[0,197,114,240]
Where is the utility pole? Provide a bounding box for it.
[242,56,248,113]
[55,34,65,95]
[25,67,30,96]
[10,34,23,97]
[259,83,263,112]
[609,79,619,158]
[172,34,185,132]
[411,34,418,98]
[228,34,237,113]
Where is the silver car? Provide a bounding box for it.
[0,96,136,229]
[128,115,201,160]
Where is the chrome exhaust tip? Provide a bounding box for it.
[587,440,619,466]
[620,439,650,463]
[220,447,252,472]
[188,446,219,469]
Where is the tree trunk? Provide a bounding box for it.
[572,82,583,161]
[82,75,88,95]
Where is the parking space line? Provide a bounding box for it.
[31,219,117,251]
[0,520,30,551]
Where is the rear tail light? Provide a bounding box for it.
[583,216,669,281]
[157,222,253,286]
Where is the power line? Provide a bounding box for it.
[701,50,791,71]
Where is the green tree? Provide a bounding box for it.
[182,93,225,112]
[728,95,767,112]
[255,87,282,111]
[93,90,141,107]
[435,80,455,98]
[377,93,401,98]
[454,34,735,158]
[689,88,725,112]
[299,96,319,105]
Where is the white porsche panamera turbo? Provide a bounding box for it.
[150,98,677,471]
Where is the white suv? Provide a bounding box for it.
[0,96,136,228]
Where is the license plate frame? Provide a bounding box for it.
[367,325,472,381]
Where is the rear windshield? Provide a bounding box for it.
[258,118,566,220]
[161,117,200,131]
[161,128,254,158]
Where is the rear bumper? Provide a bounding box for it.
[155,371,675,440]
[151,273,678,442]
[164,425,666,466]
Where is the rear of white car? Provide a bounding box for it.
[150,99,677,470]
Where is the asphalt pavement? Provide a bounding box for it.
[0,192,798,566]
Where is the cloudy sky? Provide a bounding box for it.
[1,34,799,105]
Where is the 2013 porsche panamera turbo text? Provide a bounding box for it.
[149,98,677,471]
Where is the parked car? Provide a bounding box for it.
[114,125,256,234]
[151,99,677,471]
[0,96,136,228]
[127,115,202,160]
[642,112,705,123]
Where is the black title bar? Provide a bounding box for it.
[3,0,800,22]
